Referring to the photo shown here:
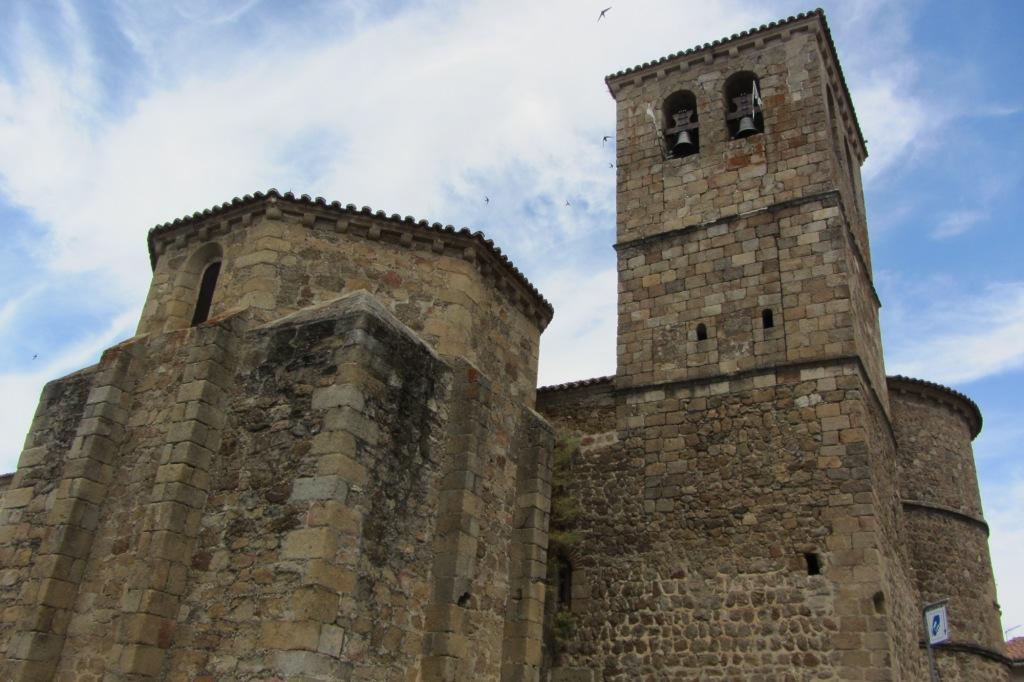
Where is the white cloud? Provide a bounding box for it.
[931,209,989,239]
[537,265,617,387]
[883,280,1024,385]
[0,286,40,334]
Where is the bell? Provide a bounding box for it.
[672,130,695,156]
[734,115,759,138]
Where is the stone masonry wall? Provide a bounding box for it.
[0,365,97,675]
[0,290,552,681]
[535,380,616,441]
[538,362,909,680]
[139,205,546,405]
[616,195,862,390]
[890,383,1007,680]
[854,390,923,680]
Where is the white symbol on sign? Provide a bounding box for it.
[931,615,941,636]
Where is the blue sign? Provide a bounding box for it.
[924,603,950,645]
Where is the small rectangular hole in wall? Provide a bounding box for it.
[762,308,774,329]
[805,552,821,575]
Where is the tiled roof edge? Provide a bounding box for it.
[887,375,983,439]
[538,375,615,393]
[604,9,867,156]
[146,189,553,318]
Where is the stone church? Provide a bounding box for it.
[0,9,1011,681]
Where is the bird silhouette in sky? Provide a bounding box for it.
[602,135,613,146]
[565,199,572,207]
[484,196,490,205]
[598,7,612,21]
[32,354,38,360]
[608,162,614,168]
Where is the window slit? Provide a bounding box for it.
[190,261,221,326]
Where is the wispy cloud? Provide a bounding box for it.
[883,279,1024,385]
[931,209,989,239]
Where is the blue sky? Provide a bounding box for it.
[0,0,1021,638]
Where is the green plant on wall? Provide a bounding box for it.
[543,432,582,666]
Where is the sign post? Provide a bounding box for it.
[922,599,950,682]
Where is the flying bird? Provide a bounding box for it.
[608,162,614,168]
[598,6,612,21]
[484,196,490,204]
[602,135,613,146]
[32,354,38,360]
[565,199,572,207]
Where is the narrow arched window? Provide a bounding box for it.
[190,261,221,326]
[663,90,699,158]
[843,137,856,181]
[724,71,764,139]
[696,323,708,341]
[556,555,573,609]
[762,309,774,329]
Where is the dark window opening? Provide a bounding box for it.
[872,591,886,614]
[457,592,471,608]
[663,90,699,158]
[827,87,840,150]
[805,552,821,576]
[843,137,856,181]
[762,309,774,329]
[696,323,708,341]
[190,261,221,326]
[724,71,764,139]
[555,556,573,610]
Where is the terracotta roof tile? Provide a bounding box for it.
[1006,637,1024,661]
[538,375,614,393]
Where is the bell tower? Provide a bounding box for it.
[609,10,884,400]
[553,10,928,679]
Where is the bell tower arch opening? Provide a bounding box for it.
[724,71,764,139]
[663,90,699,158]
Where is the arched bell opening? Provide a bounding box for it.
[663,90,699,158]
[724,71,764,139]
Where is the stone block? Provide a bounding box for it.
[282,527,340,560]
[260,620,320,651]
[315,454,367,485]
[311,384,365,411]
[303,560,357,594]
[119,643,165,676]
[2,487,34,509]
[290,476,348,503]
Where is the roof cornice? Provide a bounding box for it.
[887,375,983,439]
[147,189,554,330]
